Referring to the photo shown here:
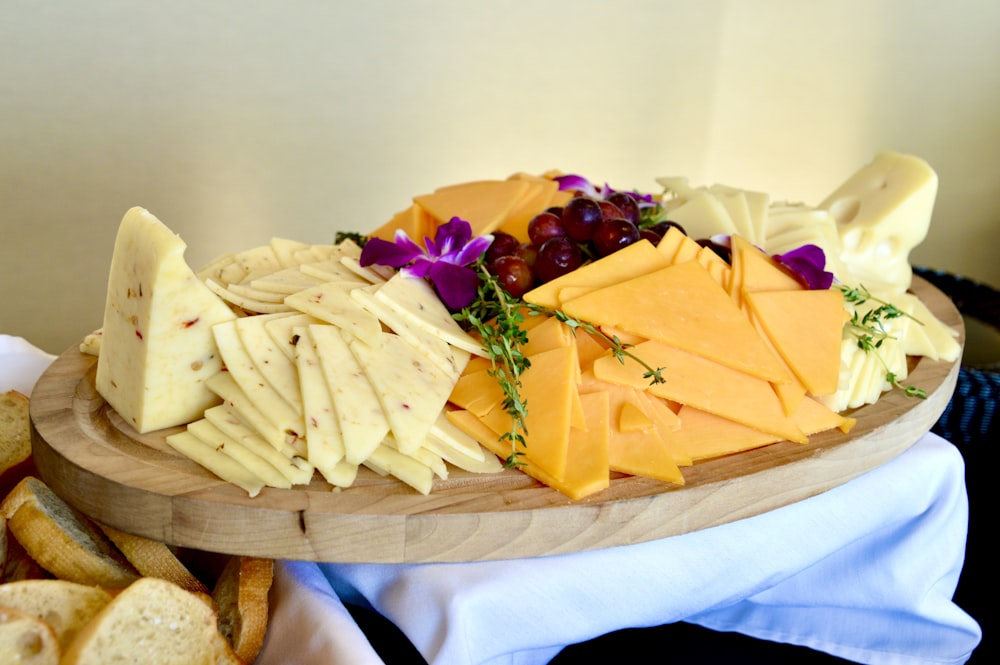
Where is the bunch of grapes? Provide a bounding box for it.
[484,192,690,299]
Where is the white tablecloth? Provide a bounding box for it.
[0,336,982,664]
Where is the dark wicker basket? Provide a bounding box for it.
[914,267,999,447]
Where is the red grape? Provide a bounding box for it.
[561,197,603,242]
[486,231,520,263]
[597,199,625,221]
[515,242,538,267]
[593,218,640,256]
[535,236,582,283]
[490,255,535,299]
[638,228,662,245]
[527,212,567,247]
[606,192,641,225]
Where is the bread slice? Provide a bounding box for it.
[60,576,242,665]
[0,579,112,649]
[0,391,36,497]
[1,477,139,588]
[1,517,51,584]
[0,604,60,665]
[99,524,210,595]
[212,556,273,663]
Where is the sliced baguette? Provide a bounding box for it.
[213,556,273,664]
[0,579,112,649]
[1,477,139,588]
[0,604,60,665]
[99,524,210,595]
[1,517,50,583]
[60,576,242,665]
[0,391,36,497]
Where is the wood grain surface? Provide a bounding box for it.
[29,276,963,563]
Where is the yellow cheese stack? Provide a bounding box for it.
[370,173,572,242]
[447,230,854,500]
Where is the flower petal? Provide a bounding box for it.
[431,217,474,258]
[553,174,600,198]
[452,233,493,266]
[428,261,481,310]
[359,234,423,268]
[774,244,834,290]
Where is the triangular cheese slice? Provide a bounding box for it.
[523,239,668,309]
[745,289,847,396]
[284,281,382,344]
[373,272,486,356]
[348,332,456,455]
[562,260,792,384]
[309,324,388,465]
[292,325,347,474]
[593,340,807,444]
[413,179,530,236]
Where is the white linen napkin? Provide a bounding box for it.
[0,334,56,394]
[264,433,981,665]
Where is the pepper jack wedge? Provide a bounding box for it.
[96,207,237,433]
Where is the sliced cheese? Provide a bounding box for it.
[593,341,807,444]
[413,179,531,236]
[561,260,792,384]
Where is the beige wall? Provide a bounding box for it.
[2,0,999,354]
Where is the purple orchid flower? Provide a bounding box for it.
[773,244,834,290]
[359,217,493,310]
[554,174,656,207]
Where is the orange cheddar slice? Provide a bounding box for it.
[522,239,667,310]
[562,260,792,384]
[370,204,436,243]
[446,401,609,500]
[619,401,654,432]
[745,289,847,397]
[478,345,579,480]
[414,180,531,236]
[733,235,803,294]
[672,405,780,461]
[655,226,703,266]
[578,371,684,484]
[497,177,561,242]
[449,367,503,418]
[790,395,856,435]
[593,341,807,444]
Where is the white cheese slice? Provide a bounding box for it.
[205,372,302,454]
[186,419,293,489]
[348,332,456,456]
[202,404,313,484]
[351,284,470,379]
[95,207,237,433]
[269,237,311,267]
[212,320,304,438]
[372,272,486,357]
[661,190,738,240]
[292,325,347,474]
[264,313,323,361]
[233,313,303,413]
[164,431,265,497]
[309,324,388,465]
[284,281,383,344]
[364,443,435,495]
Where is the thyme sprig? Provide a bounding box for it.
[838,284,927,399]
[453,262,667,467]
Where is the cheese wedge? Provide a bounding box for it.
[96,207,237,433]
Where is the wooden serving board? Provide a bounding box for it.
[30,276,963,564]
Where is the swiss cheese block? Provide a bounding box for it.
[96,207,237,433]
[561,260,792,384]
[819,151,938,294]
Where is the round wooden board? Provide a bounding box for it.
[30,276,963,564]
